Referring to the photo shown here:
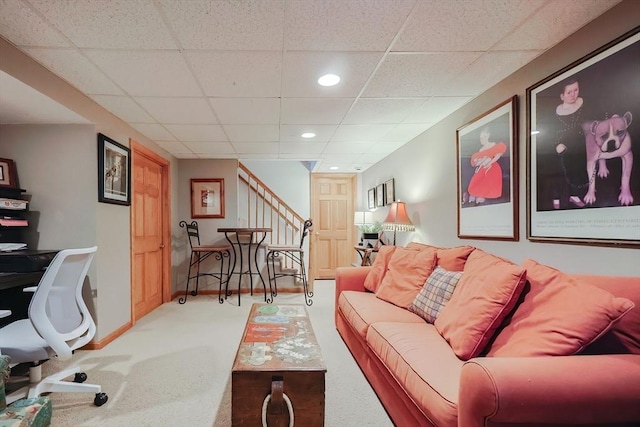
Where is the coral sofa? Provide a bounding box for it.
[335,244,640,426]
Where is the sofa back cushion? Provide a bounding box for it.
[579,275,640,355]
[375,247,437,308]
[485,259,635,357]
[405,242,475,271]
[434,249,526,360]
[363,245,397,293]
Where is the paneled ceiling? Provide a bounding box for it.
[0,0,621,172]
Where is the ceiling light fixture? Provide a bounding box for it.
[318,74,340,87]
[301,132,316,138]
[329,166,339,170]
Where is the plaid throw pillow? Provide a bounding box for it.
[409,266,463,323]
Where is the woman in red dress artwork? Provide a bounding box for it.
[467,127,507,204]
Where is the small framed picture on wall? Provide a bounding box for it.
[367,188,376,209]
[376,184,385,207]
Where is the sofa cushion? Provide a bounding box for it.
[409,266,463,323]
[366,322,461,426]
[375,247,437,308]
[435,249,526,360]
[363,245,397,293]
[338,291,424,339]
[436,246,475,271]
[486,259,635,357]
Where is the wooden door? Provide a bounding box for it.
[310,174,356,280]
[131,140,170,322]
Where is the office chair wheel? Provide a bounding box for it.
[74,372,87,383]
[94,392,108,407]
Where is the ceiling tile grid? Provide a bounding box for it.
[0,0,623,172]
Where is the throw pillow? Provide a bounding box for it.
[486,259,635,357]
[409,266,463,323]
[434,249,526,360]
[375,247,437,308]
[363,245,397,293]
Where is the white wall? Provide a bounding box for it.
[361,3,640,276]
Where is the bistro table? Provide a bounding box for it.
[218,227,272,305]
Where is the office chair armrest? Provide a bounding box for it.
[22,286,37,293]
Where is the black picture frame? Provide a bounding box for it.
[98,133,131,206]
[367,188,376,209]
[457,96,519,241]
[384,179,395,206]
[375,184,385,208]
[527,28,639,247]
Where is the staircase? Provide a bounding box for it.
[237,163,308,287]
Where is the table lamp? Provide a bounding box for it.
[382,201,415,245]
[354,211,376,245]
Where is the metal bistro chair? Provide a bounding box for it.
[266,219,313,306]
[179,220,231,304]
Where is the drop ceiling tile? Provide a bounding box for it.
[331,124,395,142]
[160,0,284,50]
[282,51,383,97]
[84,50,201,97]
[177,153,199,159]
[323,142,371,155]
[187,51,282,97]
[210,98,280,124]
[135,97,218,124]
[279,125,337,142]
[363,52,481,97]
[279,142,326,154]
[131,123,175,141]
[24,48,123,95]
[393,0,544,52]
[183,141,235,154]
[154,140,192,154]
[343,98,425,124]
[284,0,415,51]
[281,98,353,125]
[278,153,321,160]
[165,124,227,142]
[0,1,70,47]
[91,95,155,123]
[199,153,238,159]
[403,97,472,123]
[369,140,409,153]
[381,124,431,142]
[358,152,389,164]
[233,142,279,154]
[224,125,279,142]
[240,153,279,159]
[29,0,176,49]
[433,51,540,96]
[494,0,623,51]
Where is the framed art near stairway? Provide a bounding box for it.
[527,28,639,247]
[457,96,519,241]
[191,178,225,218]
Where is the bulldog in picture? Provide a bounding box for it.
[582,111,634,206]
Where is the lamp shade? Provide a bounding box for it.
[382,201,415,245]
[354,211,373,226]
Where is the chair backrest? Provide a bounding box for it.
[299,219,313,249]
[28,246,97,361]
[179,220,201,248]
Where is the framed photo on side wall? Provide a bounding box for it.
[456,96,519,240]
[367,188,376,209]
[0,158,17,188]
[98,133,131,206]
[527,28,639,247]
[384,179,395,205]
[191,178,225,218]
[376,184,385,208]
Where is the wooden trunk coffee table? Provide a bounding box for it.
[232,303,326,426]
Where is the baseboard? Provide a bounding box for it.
[83,320,132,350]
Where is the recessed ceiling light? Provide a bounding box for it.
[301,132,316,138]
[318,74,340,87]
[329,166,339,170]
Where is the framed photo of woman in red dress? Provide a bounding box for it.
[456,96,519,240]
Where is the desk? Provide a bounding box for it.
[218,228,272,305]
[354,245,379,266]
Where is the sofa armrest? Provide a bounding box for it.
[459,354,640,426]
[335,266,371,321]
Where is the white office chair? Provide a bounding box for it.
[0,246,108,406]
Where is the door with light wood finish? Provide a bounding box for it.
[310,173,356,280]
[131,140,171,322]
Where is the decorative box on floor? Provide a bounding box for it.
[0,355,52,427]
[232,304,326,426]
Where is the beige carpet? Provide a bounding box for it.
[40,280,393,426]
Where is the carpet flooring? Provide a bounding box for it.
[39,280,393,426]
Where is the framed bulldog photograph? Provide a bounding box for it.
[527,28,640,247]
